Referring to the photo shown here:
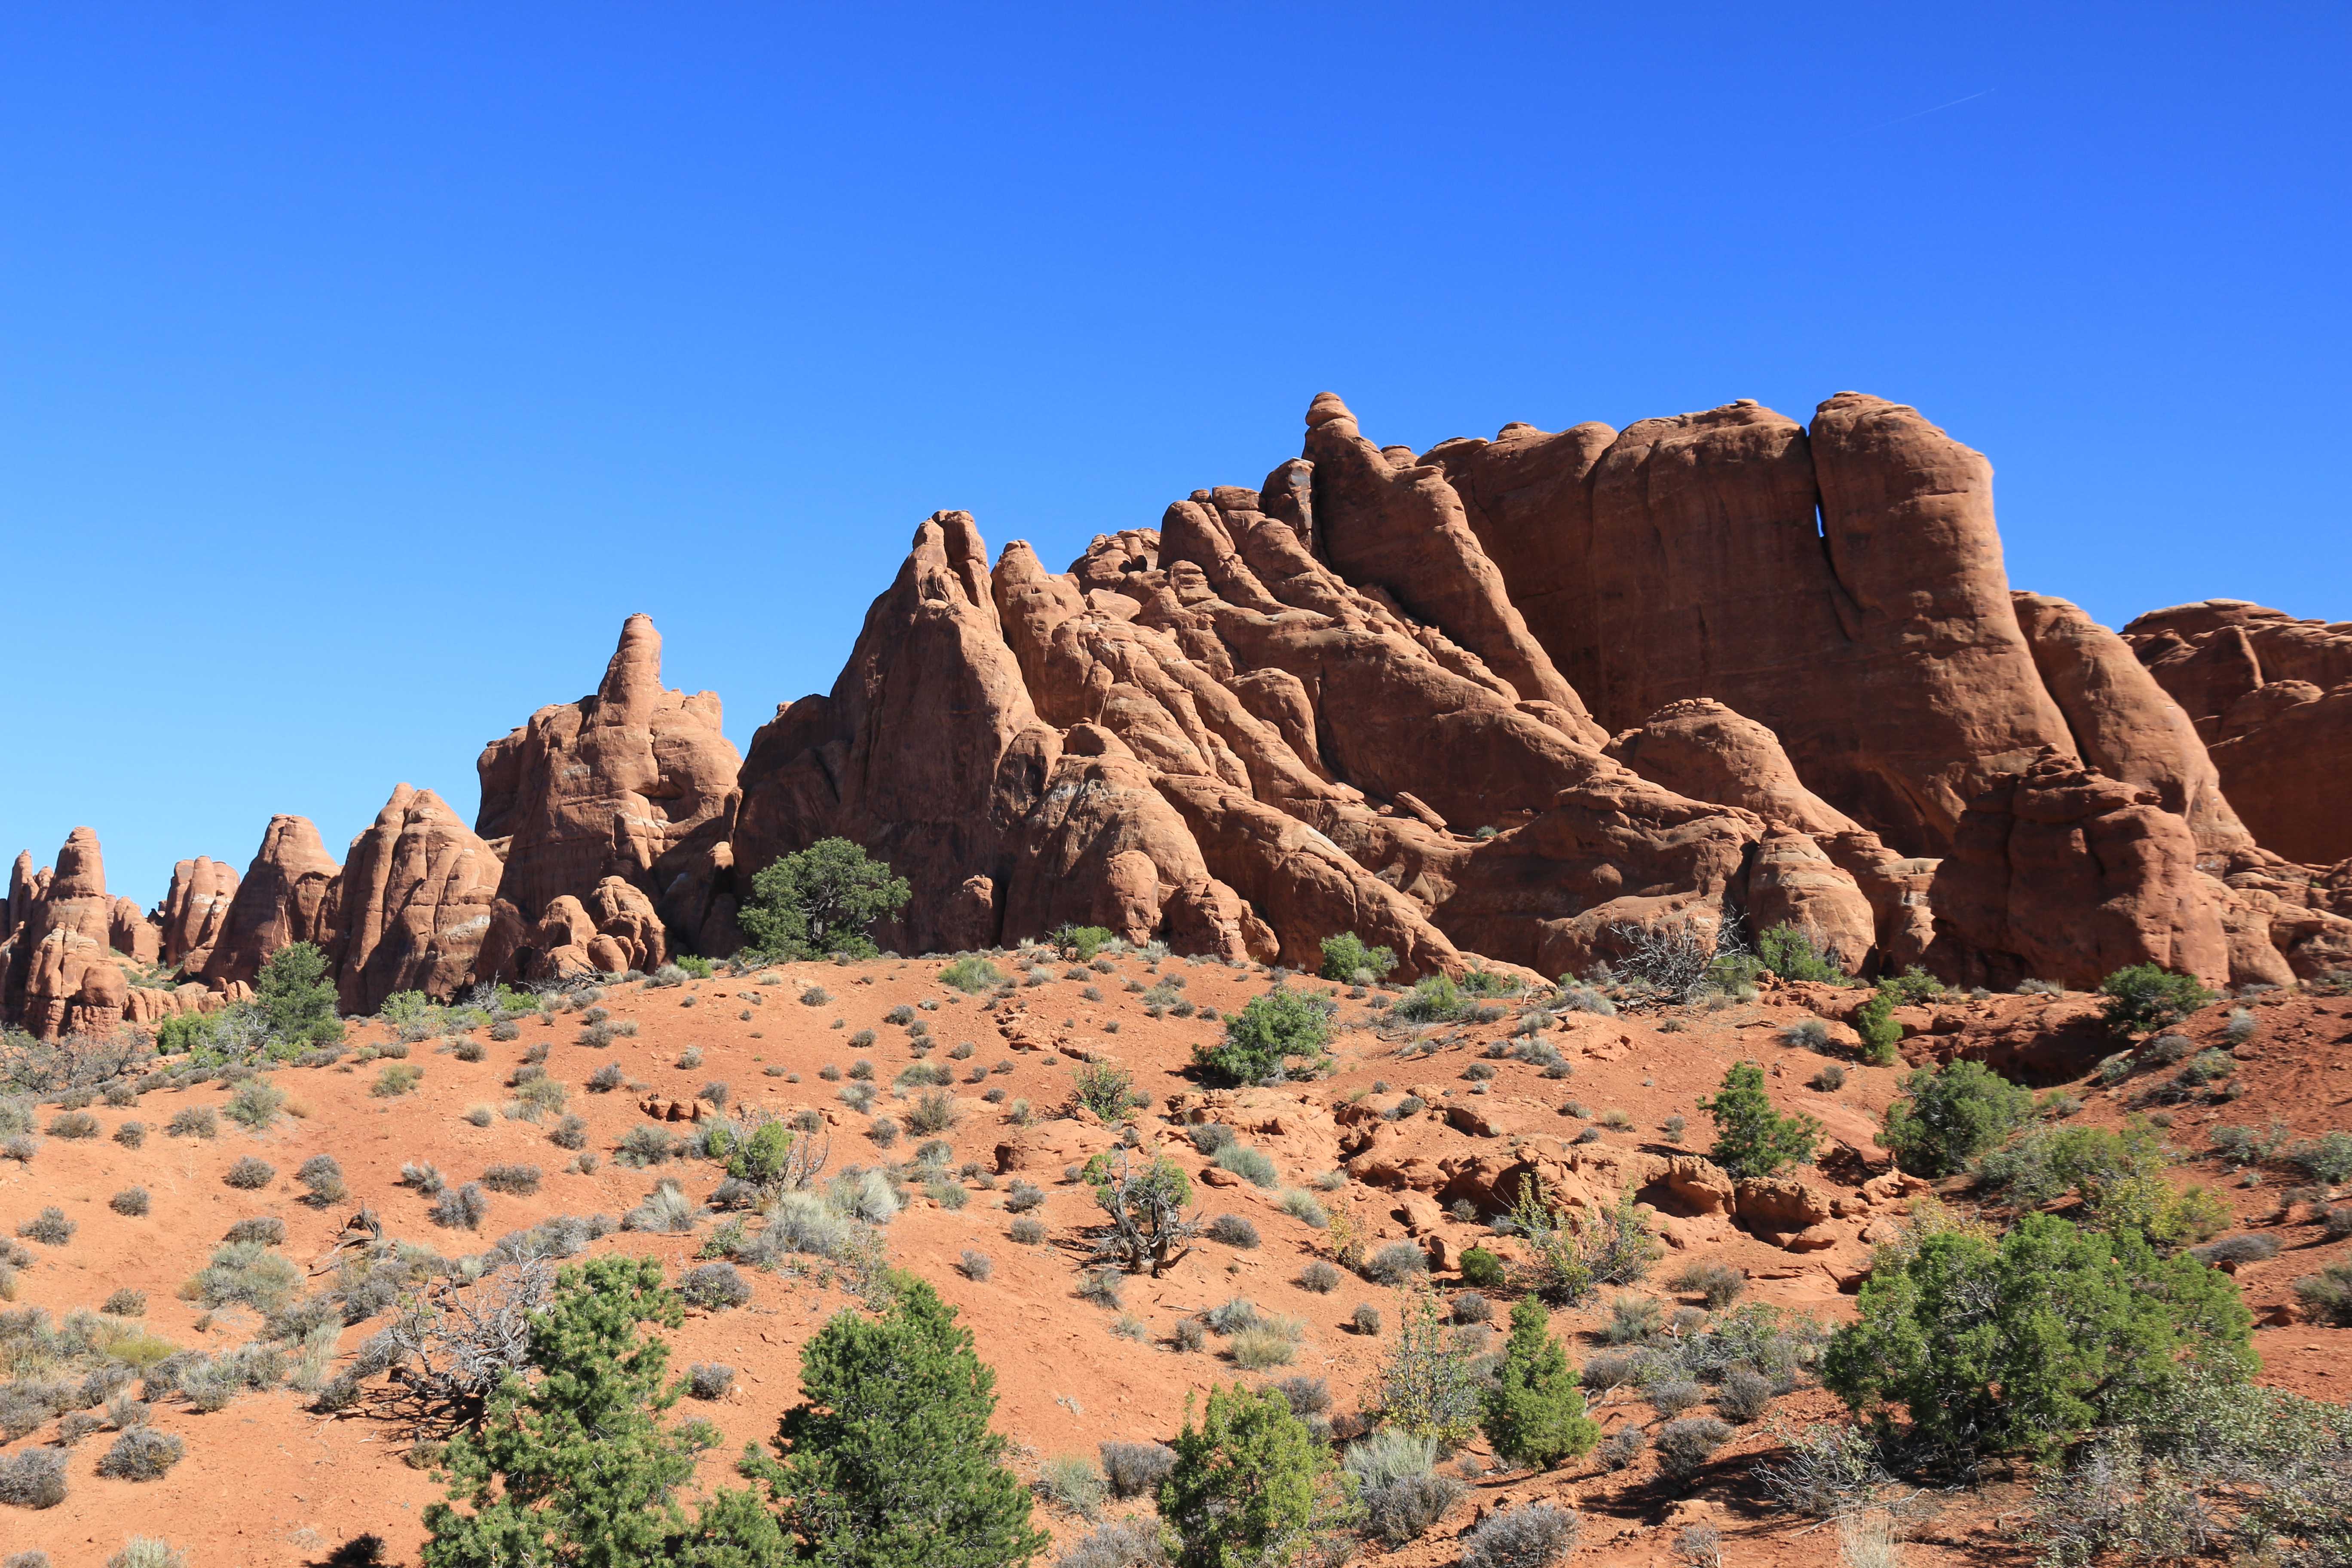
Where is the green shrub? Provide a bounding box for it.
[1879,1059,2035,1176]
[1159,1383,1344,1568]
[255,942,343,1049]
[1824,1211,2253,1457]
[423,1256,787,1564]
[1757,923,1843,983]
[1483,1295,1599,1470]
[1391,974,1465,1023]
[1194,988,1334,1084]
[1319,933,1396,984]
[2100,964,2216,1037]
[1050,925,1116,959]
[939,956,1008,993]
[1698,1061,1821,1178]
[1852,992,1901,1066]
[737,838,910,961]
[1458,1246,1504,1289]
[1976,1120,2228,1247]
[224,1077,286,1129]
[1377,1289,1482,1447]
[1069,1061,1140,1121]
[764,1273,1047,1566]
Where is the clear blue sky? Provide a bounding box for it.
[5,4,2346,907]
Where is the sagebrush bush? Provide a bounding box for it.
[1460,1502,1579,1568]
[2295,1260,2352,1326]
[429,1182,489,1230]
[1715,1366,1776,1424]
[297,1153,346,1204]
[1352,1303,1382,1335]
[0,1446,67,1508]
[224,1215,285,1245]
[1207,1214,1260,1249]
[1670,1260,1746,1309]
[104,1288,147,1317]
[1008,1216,1045,1246]
[47,1111,98,1140]
[225,1078,286,1129]
[372,1063,423,1098]
[1036,1453,1109,1517]
[1054,1519,1170,1568]
[1364,1240,1428,1284]
[679,1261,752,1310]
[1099,1439,1177,1500]
[167,1106,216,1139]
[687,1362,735,1400]
[110,1187,150,1218]
[1655,1416,1733,1477]
[1597,1426,1645,1470]
[1298,1260,1341,1294]
[223,1156,276,1190]
[113,1120,146,1148]
[96,1427,183,1481]
[1229,1326,1298,1369]
[479,1163,542,1196]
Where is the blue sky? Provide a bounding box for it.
[4,3,2346,907]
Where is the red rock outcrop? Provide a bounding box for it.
[0,828,134,1038]
[200,815,343,989]
[1430,395,2075,856]
[331,785,504,1014]
[2123,600,2352,865]
[2011,592,2249,853]
[477,614,742,954]
[15,392,2339,1021]
[154,856,240,970]
[1927,750,2230,990]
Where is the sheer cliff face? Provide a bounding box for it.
[1430,393,2083,857]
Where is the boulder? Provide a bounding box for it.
[1733,1176,1834,1232]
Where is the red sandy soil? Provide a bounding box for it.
[1,956,2345,1567]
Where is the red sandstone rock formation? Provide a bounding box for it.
[0,828,135,1038]
[1927,751,2230,990]
[477,614,741,954]
[154,856,240,970]
[201,815,343,989]
[2123,600,2352,866]
[332,785,504,1014]
[2011,592,2249,853]
[11,391,2341,1027]
[1430,394,2074,856]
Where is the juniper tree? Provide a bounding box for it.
[764,1274,1047,1567]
